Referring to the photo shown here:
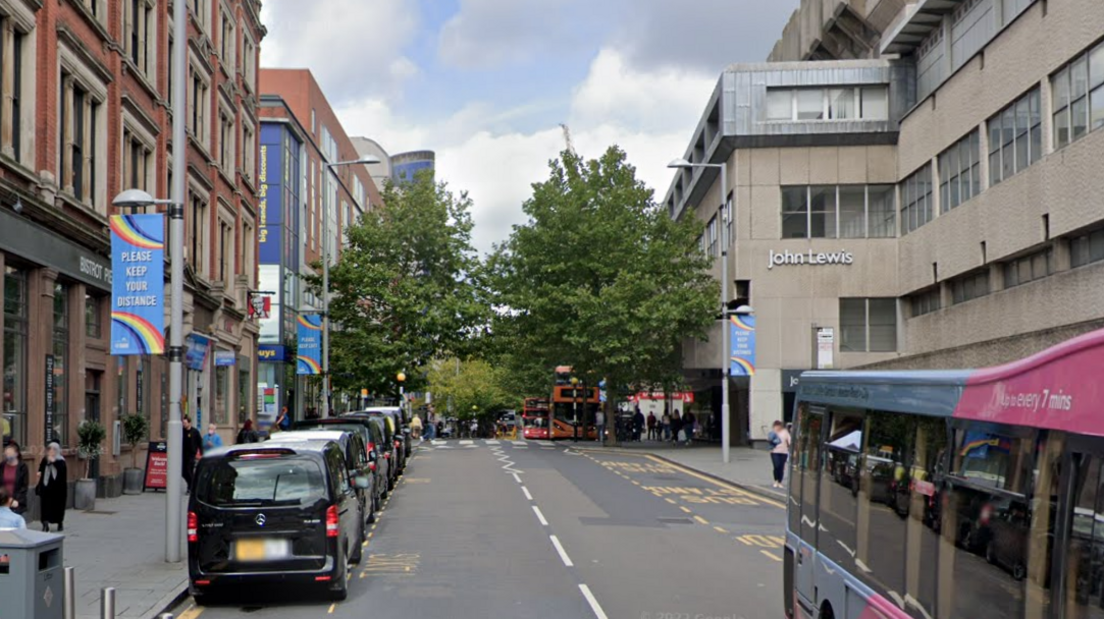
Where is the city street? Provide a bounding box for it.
[171,440,785,619]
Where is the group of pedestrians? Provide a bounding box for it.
[0,441,69,531]
[624,407,697,445]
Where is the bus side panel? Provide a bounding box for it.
[811,551,912,619]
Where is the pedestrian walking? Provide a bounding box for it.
[595,409,605,442]
[768,420,792,488]
[632,409,645,442]
[181,417,202,494]
[0,486,25,529]
[469,418,479,439]
[684,411,696,445]
[411,415,423,440]
[236,419,259,444]
[0,443,28,516]
[35,442,67,532]
[203,424,224,453]
[671,410,683,444]
[661,411,671,441]
[646,412,657,440]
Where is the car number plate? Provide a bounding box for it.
[234,538,290,562]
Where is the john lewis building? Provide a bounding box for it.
[668,0,1104,443]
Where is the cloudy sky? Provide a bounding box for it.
[260,0,798,253]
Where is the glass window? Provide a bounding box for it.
[766,89,792,121]
[782,187,808,239]
[797,408,823,544]
[1091,85,1104,133]
[52,283,69,445]
[869,299,897,352]
[1003,248,1054,289]
[990,88,1043,185]
[910,287,942,317]
[214,360,230,425]
[838,186,866,238]
[1091,43,1104,89]
[1063,447,1104,619]
[867,185,896,238]
[820,409,863,568]
[911,417,947,619]
[901,164,933,235]
[139,356,151,426]
[951,269,990,305]
[857,411,914,603]
[840,298,868,352]
[3,267,27,446]
[196,456,327,506]
[85,293,102,338]
[1071,228,1104,269]
[939,131,979,212]
[1053,43,1104,150]
[809,186,837,239]
[860,86,889,120]
[829,88,855,120]
[238,360,251,425]
[796,89,824,120]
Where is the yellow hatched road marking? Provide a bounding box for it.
[679,506,692,513]
[714,526,729,534]
[693,515,709,525]
[643,455,785,509]
[760,549,783,562]
[736,534,785,548]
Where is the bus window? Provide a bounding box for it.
[797,408,823,545]
[857,410,914,606]
[1064,448,1104,619]
[788,403,806,536]
[943,427,1036,619]
[909,416,947,619]
[819,408,863,569]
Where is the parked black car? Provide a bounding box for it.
[345,409,408,474]
[291,420,387,512]
[268,430,377,523]
[187,442,367,602]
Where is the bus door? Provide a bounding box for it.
[790,404,824,609]
[1055,436,1104,619]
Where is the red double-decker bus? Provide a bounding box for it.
[521,397,550,439]
[549,366,599,440]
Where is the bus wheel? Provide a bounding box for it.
[820,601,835,619]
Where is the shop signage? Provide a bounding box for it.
[258,345,286,362]
[109,214,166,355]
[782,370,805,392]
[258,125,284,265]
[214,350,236,367]
[768,249,854,270]
[44,355,55,444]
[816,327,835,369]
[729,314,756,376]
[0,208,114,291]
[629,392,695,403]
[143,441,168,490]
[296,315,323,375]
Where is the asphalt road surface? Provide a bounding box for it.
[171,439,786,619]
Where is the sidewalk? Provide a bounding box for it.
[573,440,786,500]
[61,492,188,619]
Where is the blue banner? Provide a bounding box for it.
[258,344,286,363]
[184,334,211,371]
[729,315,756,376]
[109,214,165,355]
[258,125,283,265]
[296,314,323,375]
[214,350,236,367]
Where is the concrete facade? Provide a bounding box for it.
[668,0,1104,442]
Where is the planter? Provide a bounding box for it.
[75,479,97,511]
[123,468,144,495]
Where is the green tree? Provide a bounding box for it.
[319,172,487,397]
[490,147,718,442]
[426,357,516,421]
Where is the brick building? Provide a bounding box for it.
[256,68,380,422]
[0,0,265,501]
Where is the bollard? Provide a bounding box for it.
[64,567,76,619]
[101,587,116,619]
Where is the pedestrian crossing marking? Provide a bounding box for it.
[459,440,474,445]
[485,439,500,445]
[512,441,526,446]
[735,535,785,549]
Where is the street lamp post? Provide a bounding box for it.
[320,156,380,419]
[570,377,579,443]
[396,372,406,417]
[668,158,732,464]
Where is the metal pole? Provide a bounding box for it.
[719,164,731,465]
[166,0,187,563]
[64,566,76,619]
[101,587,116,619]
[322,168,331,419]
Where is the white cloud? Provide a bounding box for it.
[335,49,716,254]
[259,0,419,104]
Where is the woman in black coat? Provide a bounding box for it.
[36,442,68,532]
[0,442,29,516]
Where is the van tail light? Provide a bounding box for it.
[187,511,198,542]
[326,505,340,537]
[194,579,211,586]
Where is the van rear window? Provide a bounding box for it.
[197,456,327,506]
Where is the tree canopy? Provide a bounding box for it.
[489,147,718,401]
[425,357,516,420]
[319,173,486,397]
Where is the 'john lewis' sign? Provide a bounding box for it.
[768,249,854,270]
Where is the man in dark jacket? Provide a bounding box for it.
[632,409,645,442]
[181,416,203,494]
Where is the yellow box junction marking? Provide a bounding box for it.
[360,553,420,577]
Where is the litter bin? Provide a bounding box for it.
[0,529,65,619]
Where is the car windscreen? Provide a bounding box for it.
[197,456,328,507]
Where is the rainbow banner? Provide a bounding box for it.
[729,314,756,377]
[110,214,165,355]
[296,314,323,375]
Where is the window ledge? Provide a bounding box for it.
[217,166,235,188]
[122,59,160,102]
[57,191,108,224]
[0,154,39,184]
[66,0,112,44]
[189,133,214,164]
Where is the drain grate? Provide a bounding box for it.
[657,517,694,525]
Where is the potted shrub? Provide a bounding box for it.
[120,413,149,495]
[75,420,107,510]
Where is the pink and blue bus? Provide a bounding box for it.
[786,328,1104,619]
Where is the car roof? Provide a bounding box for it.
[354,407,400,415]
[200,441,336,459]
[276,430,351,441]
